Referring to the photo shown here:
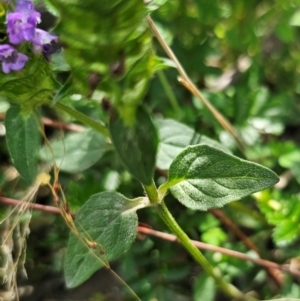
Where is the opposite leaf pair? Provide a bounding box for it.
[109,105,279,211]
[65,106,278,288]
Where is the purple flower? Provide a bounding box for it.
[7,0,41,44]
[0,44,28,73]
[32,29,57,54]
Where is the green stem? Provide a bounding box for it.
[144,182,255,301]
[155,201,256,301]
[143,180,159,205]
[45,100,110,137]
[157,70,181,118]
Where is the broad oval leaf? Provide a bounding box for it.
[160,145,279,211]
[40,129,108,173]
[64,191,149,288]
[109,106,158,185]
[156,119,231,170]
[5,107,41,184]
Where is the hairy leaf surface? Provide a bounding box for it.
[40,129,108,173]
[160,145,279,210]
[64,191,149,288]
[156,119,230,170]
[5,107,41,184]
[109,106,158,185]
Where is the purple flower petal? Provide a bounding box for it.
[32,29,57,54]
[16,0,41,25]
[7,0,41,44]
[0,44,14,60]
[0,44,28,73]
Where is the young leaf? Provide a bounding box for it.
[109,106,158,185]
[5,106,41,184]
[156,119,231,170]
[159,145,279,211]
[39,129,108,173]
[64,191,149,288]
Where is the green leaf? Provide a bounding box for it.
[156,119,231,170]
[290,10,300,26]
[273,219,300,244]
[52,75,73,105]
[159,145,279,211]
[193,273,215,301]
[40,129,108,173]
[109,106,158,185]
[257,193,300,244]
[5,106,41,184]
[279,149,300,168]
[48,0,153,104]
[201,227,227,246]
[153,57,177,71]
[0,54,56,107]
[50,50,70,72]
[64,191,149,288]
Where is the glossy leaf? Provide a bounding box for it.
[109,106,158,185]
[64,191,149,288]
[156,119,231,170]
[5,107,41,184]
[159,145,279,211]
[40,129,108,173]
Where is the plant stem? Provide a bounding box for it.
[143,181,256,300]
[45,100,110,137]
[157,70,181,117]
[143,180,159,204]
[155,201,257,301]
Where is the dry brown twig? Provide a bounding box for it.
[0,196,298,279]
[0,113,84,133]
[146,16,246,153]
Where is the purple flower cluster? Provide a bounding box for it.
[0,0,57,73]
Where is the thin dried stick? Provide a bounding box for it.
[0,196,298,278]
[0,113,84,133]
[209,208,283,286]
[210,209,260,253]
[42,117,84,132]
[137,226,295,277]
[0,196,63,216]
[146,16,246,152]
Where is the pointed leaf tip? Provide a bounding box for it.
[165,145,279,211]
